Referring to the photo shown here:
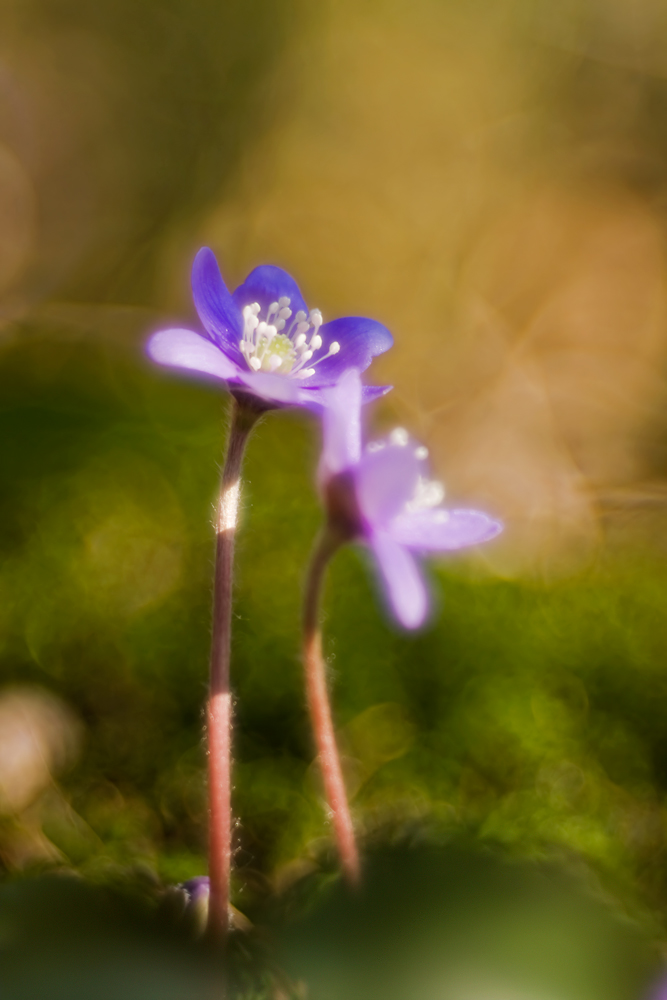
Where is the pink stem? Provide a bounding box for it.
[302,531,360,885]
[207,399,258,943]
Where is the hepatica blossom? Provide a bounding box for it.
[147,248,393,409]
[179,876,209,933]
[320,369,502,628]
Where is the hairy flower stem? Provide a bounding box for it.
[303,529,360,885]
[207,398,259,944]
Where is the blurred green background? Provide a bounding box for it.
[3,0,667,994]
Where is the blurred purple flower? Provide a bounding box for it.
[319,369,503,628]
[164,876,210,938]
[146,248,393,410]
[181,875,210,907]
[176,876,251,936]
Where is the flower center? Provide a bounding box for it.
[367,428,446,514]
[405,476,445,512]
[239,297,340,379]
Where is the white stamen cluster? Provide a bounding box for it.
[406,477,446,512]
[239,296,340,379]
[367,427,446,514]
[389,427,409,447]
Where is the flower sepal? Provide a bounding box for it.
[323,470,365,542]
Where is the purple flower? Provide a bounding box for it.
[319,369,503,628]
[181,875,210,908]
[175,876,251,935]
[146,248,393,409]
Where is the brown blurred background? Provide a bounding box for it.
[3,0,667,576]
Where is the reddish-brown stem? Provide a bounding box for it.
[302,530,360,884]
[207,398,258,944]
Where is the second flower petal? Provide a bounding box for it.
[320,368,363,477]
[369,531,429,628]
[355,444,421,527]
[388,508,503,551]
